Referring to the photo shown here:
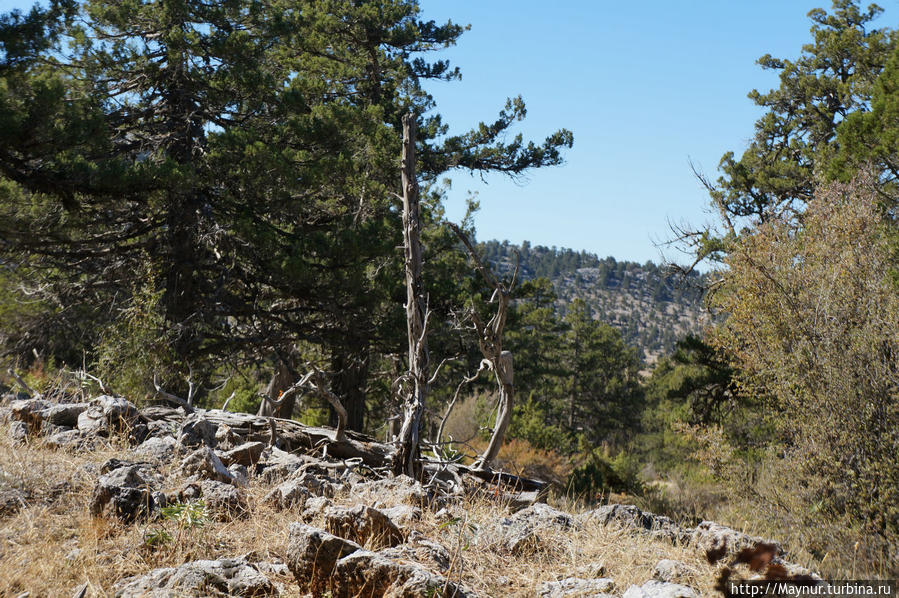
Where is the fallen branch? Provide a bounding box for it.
[6,368,36,397]
[152,373,195,413]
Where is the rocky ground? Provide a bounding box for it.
[0,391,816,597]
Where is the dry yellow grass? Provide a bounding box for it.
[0,424,724,597]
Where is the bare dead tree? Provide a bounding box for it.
[152,372,196,413]
[393,114,430,478]
[257,358,295,418]
[256,366,348,442]
[447,222,517,471]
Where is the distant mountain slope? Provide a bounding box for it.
[481,240,710,363]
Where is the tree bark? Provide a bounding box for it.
[475,351,514,468]
[447,222,517,471]
[257,358,296,418]
[330,342,368,432]
[393,114,429,478]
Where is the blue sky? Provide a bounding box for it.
[1,0,894,265]
[417,0,896,265]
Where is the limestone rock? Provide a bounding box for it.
[178,413,218,448]
[178,446,237,484]
[537,577,615,598]
[349,474,429,507]
[653,559,696,584]
[220,441,265,467]
[114,557,278,597]
[324,504,405,549]
[89,463,163,522]
[132,435,178,464]
[285,523,361,594]
[77,396,144,438]
[332,549,477,598]
[691,521,780,564]
[200,480,248,520]
[39,402,89,427]
[623,580,699,598]
[265,480,311,510]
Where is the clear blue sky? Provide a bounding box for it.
[418,0,896,265]
[1,0,894,265]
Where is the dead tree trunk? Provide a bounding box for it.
[447,222,517,471]
[257,359,295,418]
[393,114,429,478]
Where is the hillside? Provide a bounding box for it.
[482,241,710,362]
[1,391,820,597]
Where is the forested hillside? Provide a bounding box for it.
[482,241,709,362]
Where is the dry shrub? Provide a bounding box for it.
[710,173,899,575]
[441,391,488,444]
[489,437,574,489]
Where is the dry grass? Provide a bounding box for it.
[0,424,724,597]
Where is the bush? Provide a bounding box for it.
[567,445,644,499]
[711,174,899,558]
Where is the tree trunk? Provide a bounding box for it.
[475,351,514,469]
[257,358,296,418]
[393,114,429,478]
[330,344,368,432]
